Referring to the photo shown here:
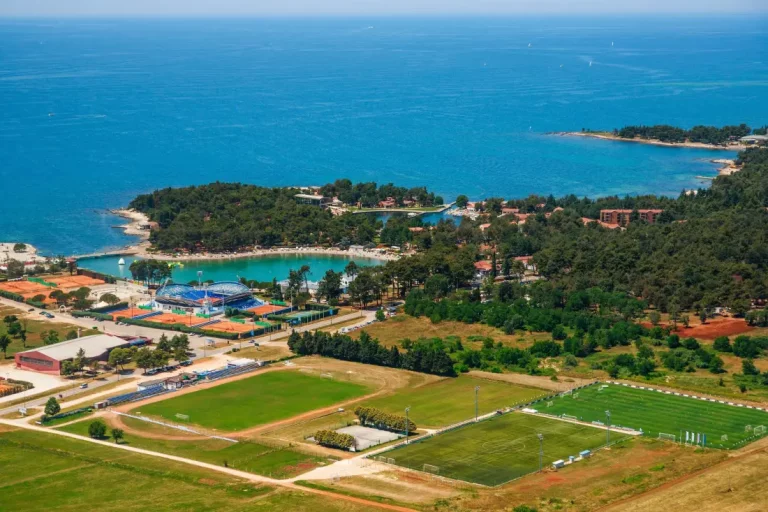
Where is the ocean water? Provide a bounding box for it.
[1,16,766,256]
[78,254,383,282]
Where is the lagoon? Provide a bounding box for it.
[78,254,384,283]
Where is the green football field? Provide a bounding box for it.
[385,412,623,486]
[362,375,547,427]
[135,370,370,431]
[546,383,768,449]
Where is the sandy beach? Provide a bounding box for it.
[554,131,746,151]
[105,209,400,263]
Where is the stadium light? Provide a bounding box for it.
[405,406,411,445]
[605,410,611,445]
[475,386,480,422]
[537,433,544,472]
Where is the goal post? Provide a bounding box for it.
[561,414,578,421]
[423,464,440,475]
[754,425,766,436]
[721,434,728,442]
[546,401,554,408]
[175,413,190,421]
[658,433,676,442]
[573,392,580,399]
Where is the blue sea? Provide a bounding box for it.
[1,16,766,256]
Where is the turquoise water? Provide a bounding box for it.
[1,16,766,255]
[78,254,383,282]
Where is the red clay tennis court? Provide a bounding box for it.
[205,321,257,333]
[143,313,211,326]
[248,304,289,316]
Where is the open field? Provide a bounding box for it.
[0,428,372,512]
[134,370,372,432]
[603,445,768,512]
[546,383,768,449]
[0,304,99,359]
[58,416,331,479]
[362,375,548,428]
[357,314,551,348]
[385,412,626,486]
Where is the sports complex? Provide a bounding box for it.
[105,281,295,337]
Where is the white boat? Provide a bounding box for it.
[118,258,125,265]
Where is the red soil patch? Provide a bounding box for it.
[642,317,753,340]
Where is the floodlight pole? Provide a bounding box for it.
[475,386,480,422]
[605,410,611,446]
[405,406,411,445]
[537,433,544,472]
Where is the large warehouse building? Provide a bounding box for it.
[14,334,137,375]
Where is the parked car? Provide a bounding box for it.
[38,311,46,316]
[146,369,159,376]
[27,308,35,312]
[180,360,192,367]
[44,313,54,319]
[79,383,88,389]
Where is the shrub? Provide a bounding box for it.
[354,406,417,433]
[314,429,355,450]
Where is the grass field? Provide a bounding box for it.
[135,370,371,431]
[362,375,547,427]
[0,304,99,359]
[385,412,625,486]
[58,416,330,478]
[0,428,370,512]
[546,383,768,449]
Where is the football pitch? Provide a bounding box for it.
[135,370,370,431]
[384,413,623,486]
[546,383,768,449]
[362,375,547,427]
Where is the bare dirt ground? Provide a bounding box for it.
[467,370,595,392]
[601,444,768,512]
[324,471,460,504]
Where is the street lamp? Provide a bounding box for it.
[537,433,544,472]
[605,410,611,446]
[405,406,411,444]
[475,386,480,422]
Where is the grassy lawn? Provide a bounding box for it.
[386,412,624,486]
[41,408,94,427]
[135,370,371,431]
[0,428,370,512]
[357,314,550,348]
[546,383,768,449]
[0,304,99,359]
[362,375,548,428]
[58,417,330,478]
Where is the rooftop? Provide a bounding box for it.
[18,334,128,361]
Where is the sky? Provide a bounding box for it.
[1,0,766,17]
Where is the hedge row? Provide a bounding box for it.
[25,299,46,309]
[78,268,116,284]
[119,318,241,340]
[314,429,355,450]
[90,301,128,313]
[354,406,417,433]
[0,289,24,302]
[41,406,93,424]
[72,311,113,321]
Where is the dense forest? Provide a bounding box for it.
[129,183,382,251]
[319,179,443,208]
[608,123,752,145]
[131,147,768,312]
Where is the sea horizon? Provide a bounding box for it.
[1,15,766,255]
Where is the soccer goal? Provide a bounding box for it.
[745,425,753,432]
[423,464,440,475]
[658,433,676,442]
[561,414,578,421]
[721,434,729,442]
[547,401,554,408]
[573,392,580,399]
[376,456,396,465]
[175,413,190,421]
[754,425,767,436]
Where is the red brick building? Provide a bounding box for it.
[599,209,663,226]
